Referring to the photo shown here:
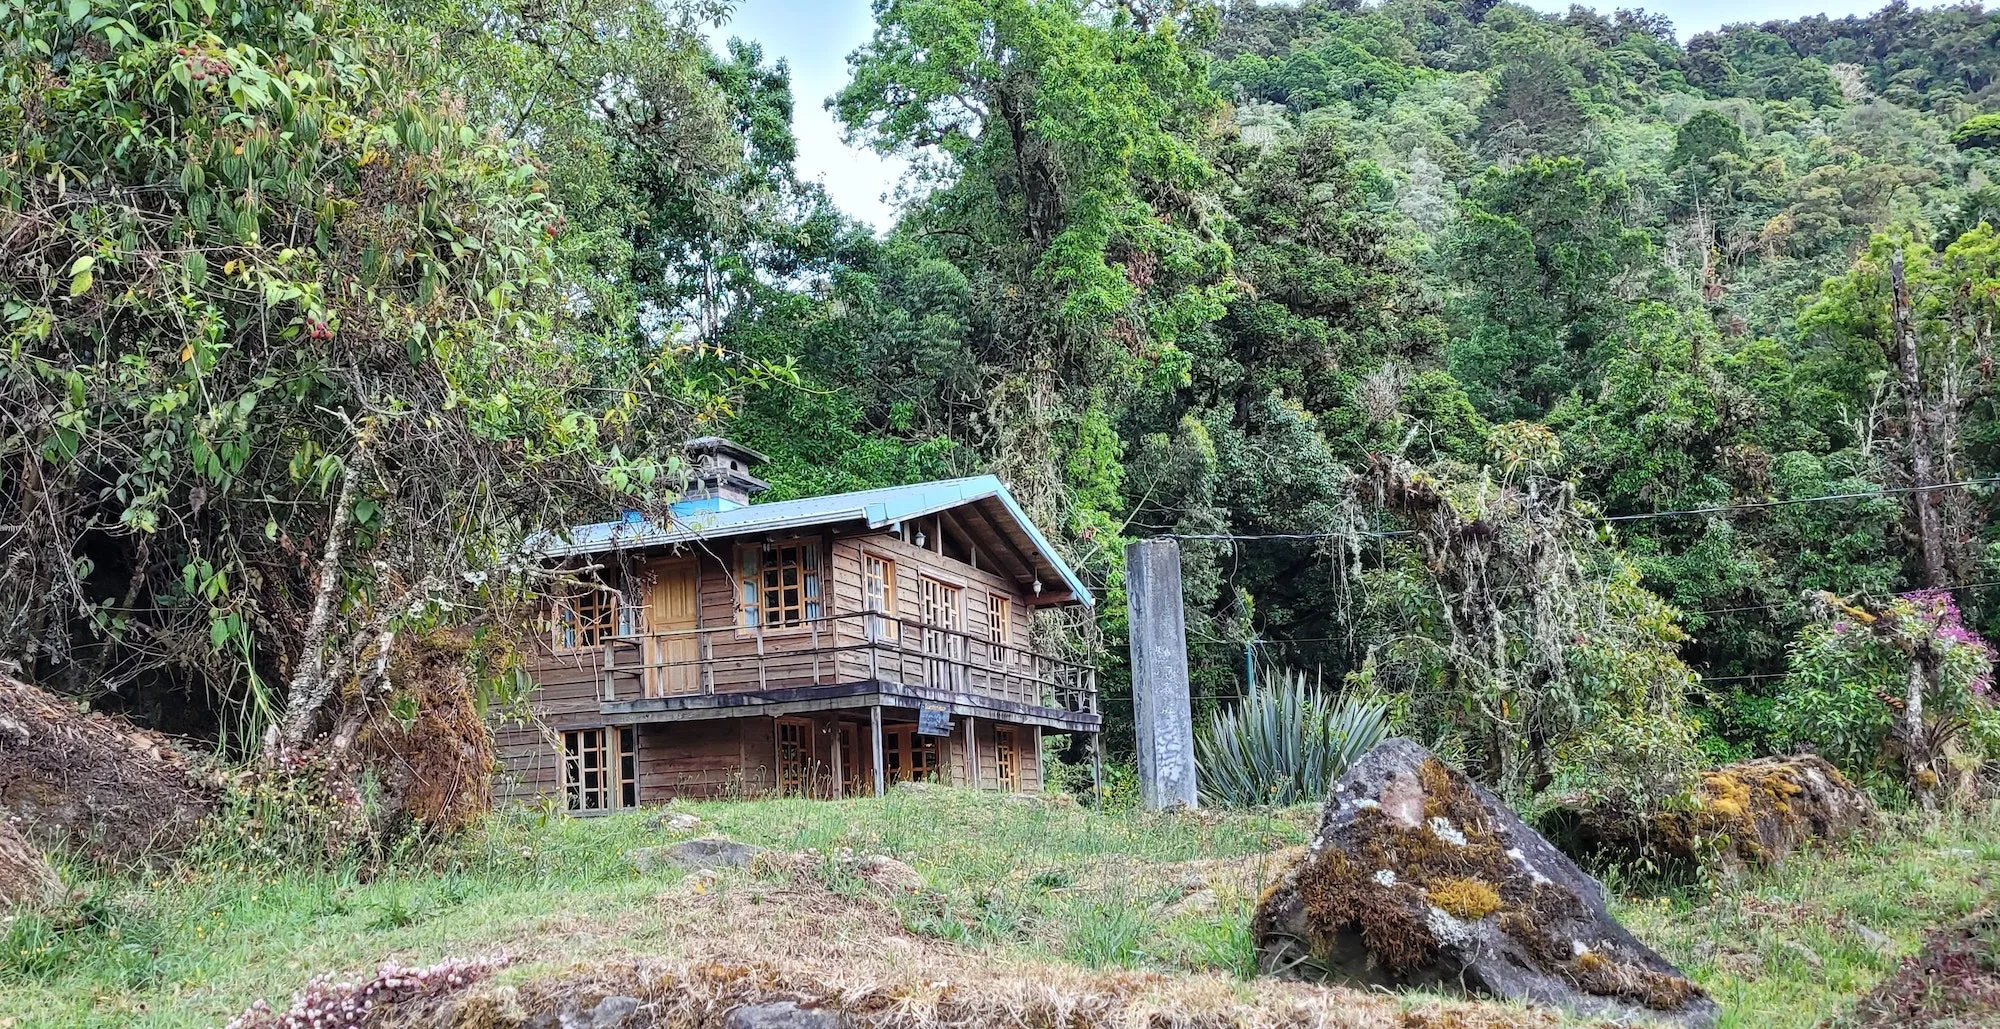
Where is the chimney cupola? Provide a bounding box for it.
[673,436,769,514]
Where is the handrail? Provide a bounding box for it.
[596,610,1097,711]
[602,611,1093,672]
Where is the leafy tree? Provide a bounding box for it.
[1443,157,1659,418]
[1778,590,2000,804]
[0,0,775,749]
[1952,113,2000,151]
[1356,426,1703,806]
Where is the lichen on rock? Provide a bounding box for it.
[1543,754,1876,877]
[1254,738,1717,1028]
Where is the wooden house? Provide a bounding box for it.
[494,438,1100,810]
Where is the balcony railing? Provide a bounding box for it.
[597,610,1098,714]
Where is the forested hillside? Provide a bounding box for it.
[6,0,2000,812]
[709,0,2000,804]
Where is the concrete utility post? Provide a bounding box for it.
[1125,537,1198,810]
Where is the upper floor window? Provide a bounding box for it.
[987,594,1011,661]
[738,541,821,629]
[554,590,618,652]
[863,554,899,641]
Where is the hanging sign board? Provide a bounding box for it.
[917,701,953,736]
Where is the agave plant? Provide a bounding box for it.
[1196,668,1392,807]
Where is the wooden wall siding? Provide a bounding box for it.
[739,715,776,793]
[492,722,557,805]
[493,710,1049,808]
[934,716,1039,792]
[551,528,1058,703]
[636,721,746,802]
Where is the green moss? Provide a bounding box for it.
[1427,878,1502,920]
[1286,756,1707,1013]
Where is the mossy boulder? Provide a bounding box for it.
[1545,755,1876,877]
[1253,738,1717,1028]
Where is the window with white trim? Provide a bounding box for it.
[738,541,821,629]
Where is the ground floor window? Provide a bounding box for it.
[995,726,1019,792]
[883,725,941,783]
[563,726,637,812]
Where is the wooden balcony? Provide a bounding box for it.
[595,611,1098,722]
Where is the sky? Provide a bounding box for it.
[710,0,1904,232]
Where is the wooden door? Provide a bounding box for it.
[776,717,812,797]
[837,722,869,798]
[647,560,700,698]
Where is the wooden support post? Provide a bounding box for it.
[964,714,978,790]
[755,620,768,692]
[1125,538,1197,810]
[871,705,886,798]
[831,721,843,800]
[1091,731,1105,807]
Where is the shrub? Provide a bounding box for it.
[1195,669,1390,807]
[1775,590,1999,787]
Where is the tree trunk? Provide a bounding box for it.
[1904,641,1939,812]
[1889,249,1950,589]
[997,79,1061,252]
[271,451,365,756]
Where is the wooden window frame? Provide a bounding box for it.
[776,717,814,797]
[736,539,823,634]
[986,593,1011,662]
[862,551,900,642]
[995,726,1019,793]
[919,575,965,630]
[551,590,621,654]
[562,726,637,812]
[882,725,941,784]
[920,576,965,688]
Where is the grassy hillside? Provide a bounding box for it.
[1,790,1994,1028]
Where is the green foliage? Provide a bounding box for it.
[1358,439,1704,806]
[1195,669,1391,808]
[0,0,786,741]
[1775,592,2000,779]
[1444,157,1658,418]
[1952,113,2000,151]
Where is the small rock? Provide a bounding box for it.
[630,836,766,874]
[724,1000,844,1029]
[1164,888,1219,918]
[854,854,922,892]
[1715,949,1765,978]
[1779,939,1824,970]
[1850,922,1895,953]
[645,811,704,833]
[590,995,641,1028]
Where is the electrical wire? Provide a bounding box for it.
[1158,475,2000,543]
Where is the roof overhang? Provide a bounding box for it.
[540,475,1094,607]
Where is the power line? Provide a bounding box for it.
[1601,476,2000,522]
[1159,476,2000,544]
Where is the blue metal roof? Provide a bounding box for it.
[542,475,1094,607]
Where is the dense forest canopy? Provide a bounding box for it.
[7,0,2000,808]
